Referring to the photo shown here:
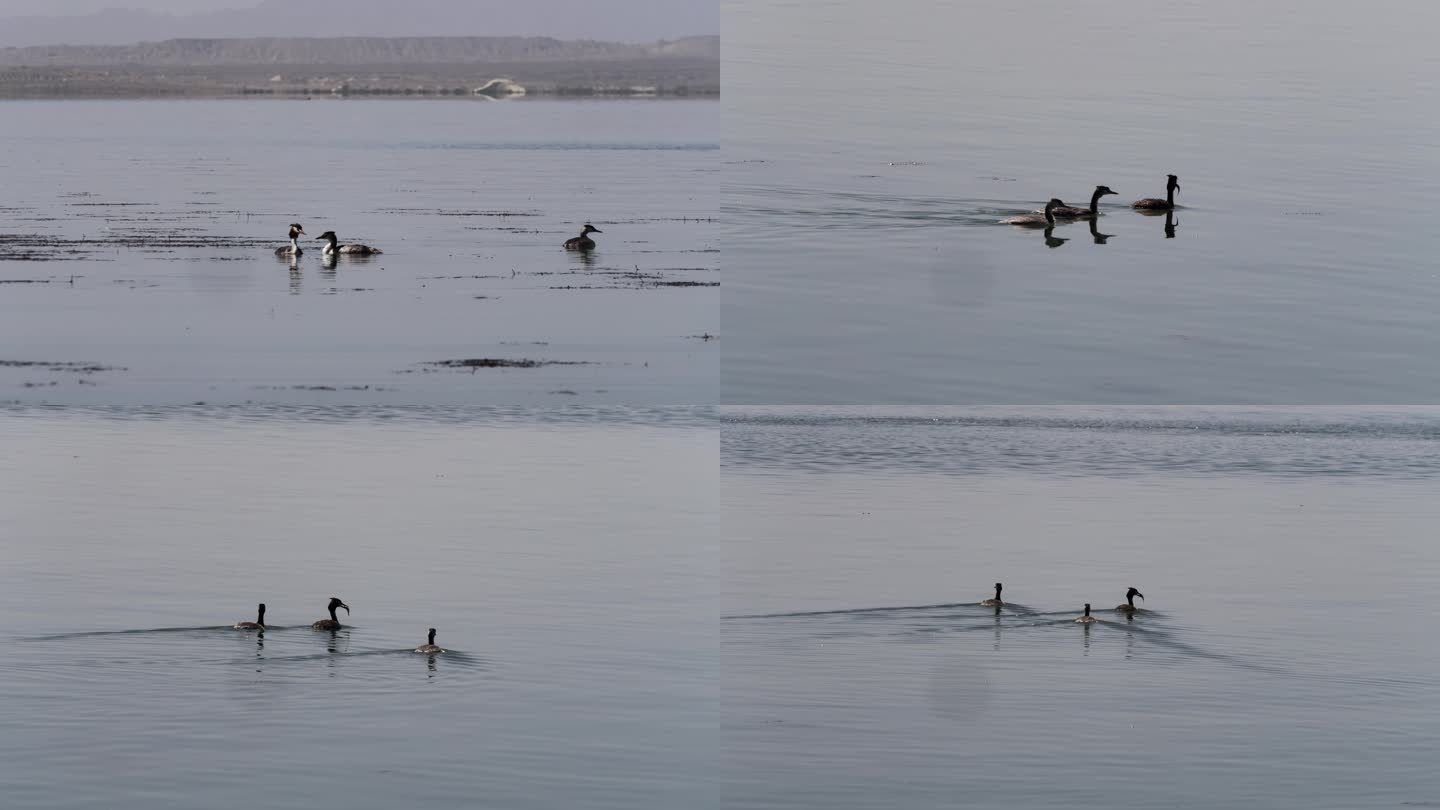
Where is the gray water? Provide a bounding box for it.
[0,100,718,405]
[0,407,716,809]
[723,0,1440,404]
[722,407,1440,808]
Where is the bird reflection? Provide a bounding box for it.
[1164,211,1179,239]
[321,252,338,276]
[1042,225,1068,249]
[569,250,598,270]
[1089,218,1115,244]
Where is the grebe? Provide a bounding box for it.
[311,597,350,630]
[1132,175,1179,210]
[315,231,382,256]
[980,582,1004,606]
[1074,603,1097,623]
[234,603,266,630]
[564,223,602,251]
[414,628,445,654]
[1052,186,1117,219]
[1000,198,1063,227]
[274,223,305,256]
[1115,587,1145,613]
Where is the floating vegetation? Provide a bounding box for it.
[0,359,126,373]
[419,358,595,370]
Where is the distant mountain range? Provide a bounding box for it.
[0,35,720,67]
[0,0,717,48]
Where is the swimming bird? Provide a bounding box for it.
[274,223,305,256]
[980,582,1004,606]
[414,628,445,654]
[1115,587,1145,613]
[1052,186,1117,219]
[1074,603,1097,623]
[234,603,266,630]
[311,597,350,630]
[564,223,602,251]
[1132,175,1180,210]
[315,231,382,256]
[1000,198,1063,227]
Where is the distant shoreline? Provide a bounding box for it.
[0,87,719,101]
[0,35,718,100]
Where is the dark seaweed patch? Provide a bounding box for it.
[421,358,595,370]
[0,360,125,373]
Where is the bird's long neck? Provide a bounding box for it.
[994,584,1002,600]
[329,605,338,621]
[1044,208,1054,224]
[324,236,338,255]
[428,630,436,645]
[1089,189,1103,212]
[1127,594,1135,607]
[291,236,300,251]
[257,606,266,624]
[1084,604,1091,617]
[1166,184,1176,205]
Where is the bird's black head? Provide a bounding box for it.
[1127,587,1144,601]
[315,231,338,241]
[583,223,602,234]
[1044,198,1064,211]
[1167,175,1180,189]
[994,582,1003,594]
[427,628,437,642]
[329,597,350,614]
[1097,185,1117,196]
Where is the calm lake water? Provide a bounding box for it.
[723,0,1440,404]
[0,406,716,809]
[723,407,1440,809]
[0,100,717,405]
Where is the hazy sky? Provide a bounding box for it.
[0,0,717,45]
[1,0,241,12]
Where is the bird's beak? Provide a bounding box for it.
[340,603,351,614]
[314,235,325,240]
[1137,593,1145,601]
[592,228,603,233]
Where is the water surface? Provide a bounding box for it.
[723,407,1440,808]
[0,100,718,405]
[723,0,1440,404]
[0,406,716,809]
